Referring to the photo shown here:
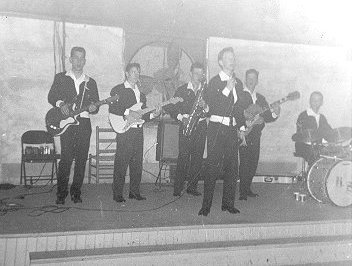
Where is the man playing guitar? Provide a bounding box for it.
[239,69,280,200]
[48,46,100,205]
[109,63,161,203]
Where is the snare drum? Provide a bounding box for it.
[307,157,352,207]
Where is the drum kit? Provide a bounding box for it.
[294,127,352,207]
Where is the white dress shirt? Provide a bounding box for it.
[56,70,90,118]
[306,108,320,127]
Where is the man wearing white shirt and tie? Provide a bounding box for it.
[198,47,246,216]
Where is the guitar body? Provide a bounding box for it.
[109,113,144,134]
[46,107,79,136]
[243,91,300,136]
[109,102,145,133]
[45,94,119,136]
[244,104,265,126]
[109,97,183,134]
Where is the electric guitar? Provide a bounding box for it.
[109,97,183,133]
[46,95,119,136]
[243,91,300,136]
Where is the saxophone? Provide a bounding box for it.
[183,80,207,137]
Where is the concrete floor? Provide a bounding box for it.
[0,182,351,235]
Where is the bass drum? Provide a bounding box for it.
[307,158,352,207]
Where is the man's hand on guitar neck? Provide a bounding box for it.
[152,106,162,118]
[271,102,281,117]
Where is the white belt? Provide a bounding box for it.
[209,115,236,126]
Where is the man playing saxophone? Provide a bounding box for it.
[165,62,208,197]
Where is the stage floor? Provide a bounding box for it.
[0,182,351,235]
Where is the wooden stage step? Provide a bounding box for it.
[30,235,352,265]
[1,220,351,265]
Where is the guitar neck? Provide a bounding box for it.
[69,97,113,117]
[259,96,289,115]
[138,101,171,116]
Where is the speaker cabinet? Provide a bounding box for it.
[156,119,179,162]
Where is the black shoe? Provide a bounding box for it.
[186,190,202,196]
[221,205,240,214]
[247,191,259,198]
[113,196,126,202]
[173,192,181,197]
[56,197,65,205]
[71,195,82,203]
[129,192,146,200]
[198,207,210,216]
[239,195,247,200]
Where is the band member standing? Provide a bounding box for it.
[239,69,280,200]
[109,63,160,203]
[48,46,99,204]
[165,62,208,197]
[292,91,333,166]
[198,47,246,216]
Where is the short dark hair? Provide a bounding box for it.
[70,47,86,58]
[190,62,204,72]
[218,47,234,62]
[310,91,323,99]
[125,62,141,73]
[246,69,259,78]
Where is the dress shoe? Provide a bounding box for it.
[56,197,65,205]
[198,207,210,216]
[221,205,240,214]
[247,191,259,198]
[239,195,247,200]
[186,190,202,196]
[129,192,146,200]
[71,195,82,203]
[113,196,126,202]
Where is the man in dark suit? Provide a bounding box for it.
[165,62,208,197]
[48,46,100,204]
[198,47,247,216]
[238,69,280,200]
[109,63,160,203]
[293,91,333,166]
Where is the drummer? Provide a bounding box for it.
[292,91,334,166]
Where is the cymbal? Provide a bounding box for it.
[292,129,320,143]
[329,127,352,143]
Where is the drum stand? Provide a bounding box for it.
[293,152,307,183]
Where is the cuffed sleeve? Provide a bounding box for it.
[56,100,64,107]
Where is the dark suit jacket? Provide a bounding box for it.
[295,110,333,143]
[165,83,208,121]
[204,74,246,128]
[109,83,151,122]
[241,91,277,140]
[48,72,99,114]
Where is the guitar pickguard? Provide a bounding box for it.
[59,117,79,131]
